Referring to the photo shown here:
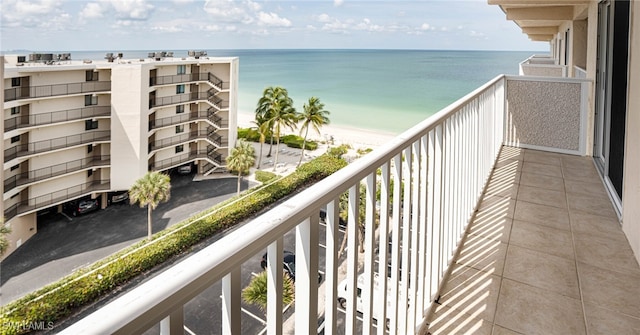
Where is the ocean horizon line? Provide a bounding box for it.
[2,47,546,56]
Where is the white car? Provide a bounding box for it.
[336,273,406,326]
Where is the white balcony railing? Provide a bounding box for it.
[60,72,588,334]
[519,55,568,77]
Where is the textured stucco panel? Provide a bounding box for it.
[506,80,581,151]
[521,65,564,77]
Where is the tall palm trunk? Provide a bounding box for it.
[257,142,264,168]
[273,137,281,172]
[147,205,153,240]
[267,133,274,157]
[298,126,310,167]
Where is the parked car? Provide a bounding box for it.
[64,198,99,217]
[109,191,129,204]
[177,164,192,174]
[261,250,322,283]
[319,208,347,228]
[336,273,406,329]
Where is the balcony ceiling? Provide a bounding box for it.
[488,0,590,41]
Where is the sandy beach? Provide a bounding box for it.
[237,111,397,150]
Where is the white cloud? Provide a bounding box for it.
[203,0,254,24]
[469,30,487,38]
[315,13,332,23]
[79,3,105,19]
[151,25,183,33]
[355,18,384,32]
[257,12,291,27]
[109,0,154,20]
[334,0,344,7]
[420,23,431,31]
[0,0,77,31]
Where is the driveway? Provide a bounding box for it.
[0,172,256,305]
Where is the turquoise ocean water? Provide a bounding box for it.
[62,49,535,134]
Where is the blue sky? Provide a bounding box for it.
[0,0,548,52]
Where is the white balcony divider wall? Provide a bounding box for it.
[59,71,584,334]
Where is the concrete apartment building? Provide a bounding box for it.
[1,51,238,259]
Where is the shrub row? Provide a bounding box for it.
[280,134,318,150]
[237,128,318,151]
[254,170,278,183]
[0,154,347,335]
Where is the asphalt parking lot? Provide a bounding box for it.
[0,171,256,305]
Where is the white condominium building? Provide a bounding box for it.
[1,51,239,258]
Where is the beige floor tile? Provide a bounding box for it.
[578,263,640,319]
[436,264,502,322]
[519,172,564,192]
[583,302,640,335]
[517,185,567,209]
[521,161,563,178]
[477,195,517,219]
[497,147,525,162]
[492,325,524,335]
[509,220,574,259]
[574,232,640,276]
[569,211,626,241]
[485,181,519,199]
[513,201,570,231]
[494,279,586,335]
[503,245,580,299]
[485,170,520,199]
[426,304,494,335]
[524,150,562,166]
[468,215,513,243]
[561,155,595,170]
[564,179,609,199]
[562,165,602,184]
[456,234,508,275]
[493,159,523,174]
[567,192,617,218]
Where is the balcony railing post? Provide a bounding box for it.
[417,135,429,319]
[431,125,444,297]
[159,306,184,335]
[221,268,241,334]
[362,173,376,333]
[324,198,340,335]
[408,140,421,330]
[376,162,391,335]
[295,216,319,334]
[399,146,412,334]
[267,238,283,335]
[388,153,403,333]
[345,183,360,334]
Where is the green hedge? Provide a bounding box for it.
[238,128,318,151]
[281,135,318,150]
[255,170,278,183]
[0,154,347,335]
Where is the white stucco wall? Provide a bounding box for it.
[110,65,149,189]
[622,0,640,264]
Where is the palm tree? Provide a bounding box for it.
[269,101,298,171]
[129,171,171,240]
[252,115,270,168]
[226,140,256,195]
[298,97,330,167]
[255,86,278,157]
[255,86,296,158]
[0,217,11,256]
[242,271,295,311]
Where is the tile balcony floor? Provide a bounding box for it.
[424,147,640,335]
